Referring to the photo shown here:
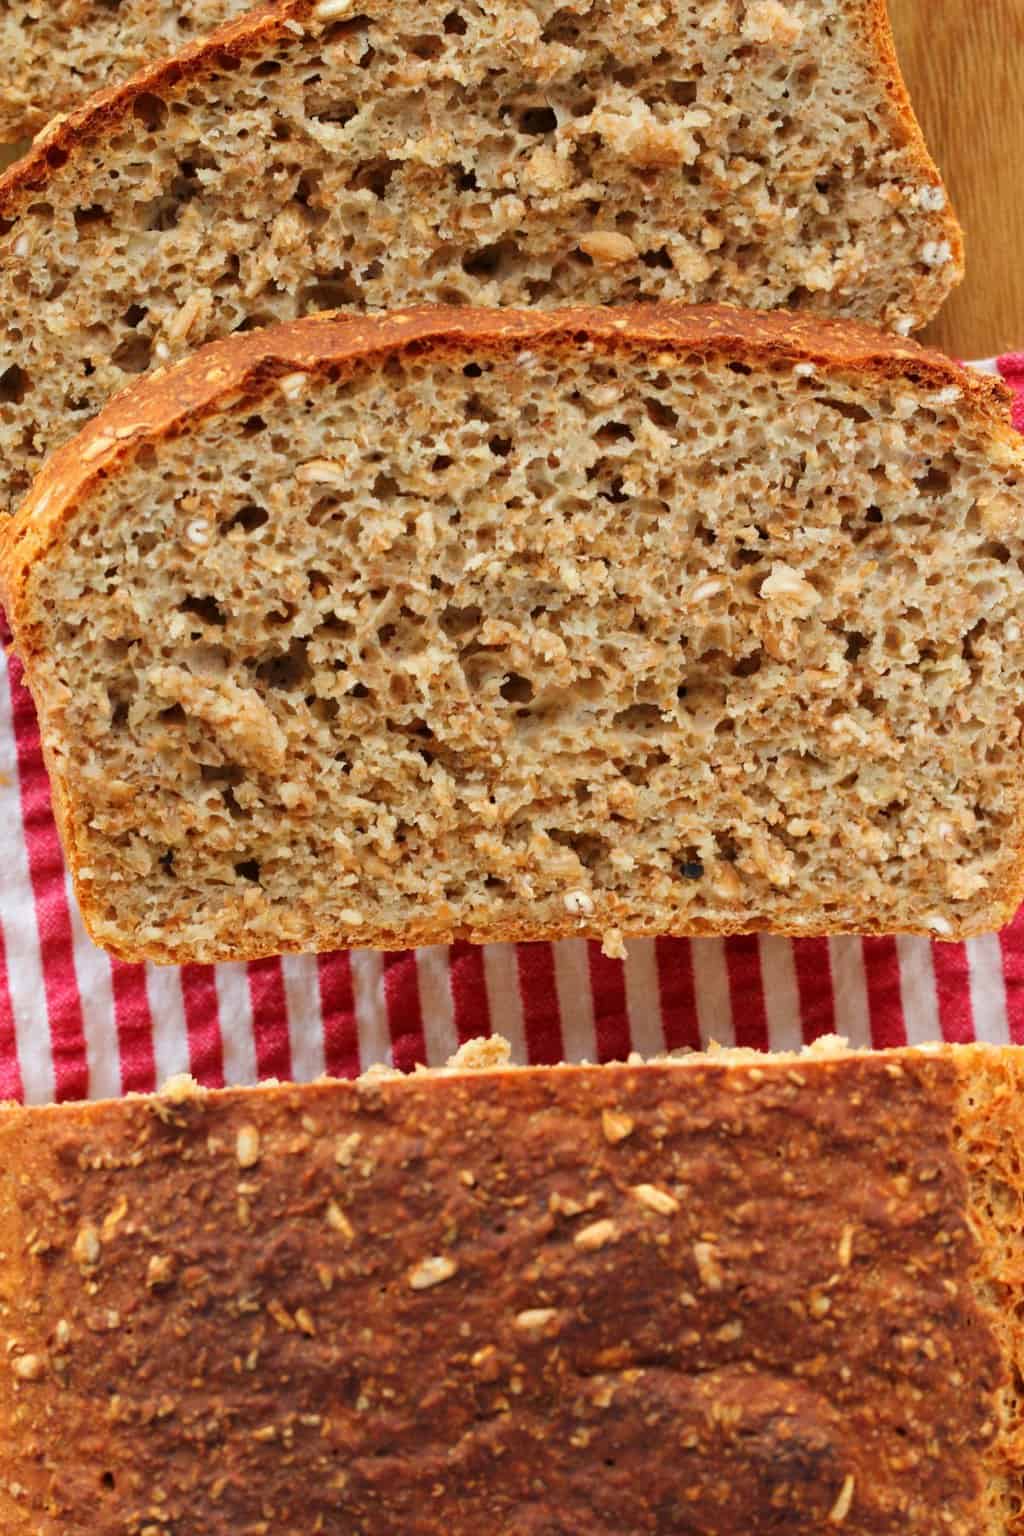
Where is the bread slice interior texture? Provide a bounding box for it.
[0,0,961,514]
[2,307,1023,964]
[0,0,247,140]
[0,1038,1023,1534]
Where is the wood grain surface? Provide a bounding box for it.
[889,0,1024,356]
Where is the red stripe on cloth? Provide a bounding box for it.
[792,938,837,1044]
[110,959,156,1094]
[932,941,974,1043]
[180,964,224,1087]
[655,938,701,1051]
[383,950,426,1073]
[0,920,23,1102]
[318,952,360,1079]
[1000,906,1024,1043]
[248,957,292,1080]
[516,943,564,1064]
[997,355,1024,432]
[449,941,490,1044]
[8,655,88,1102]
[724,935,769,1051]
[862,937,907,1048]
[588,941,632,1064]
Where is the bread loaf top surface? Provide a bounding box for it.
[4,304,1024,964]
[0,0,962,515]
[0,1040,1021,1534]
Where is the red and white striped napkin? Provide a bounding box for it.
[3,356,1023,1105]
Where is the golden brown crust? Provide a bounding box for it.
[863,0,966,279]
[2,302,1019,965]
[0,1050,1005,1534]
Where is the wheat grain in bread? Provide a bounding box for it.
[2,304,1023,964]
[0,0,249,141]
[0,1037,1022,1533]
[0,0,961,516]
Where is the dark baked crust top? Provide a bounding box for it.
[0,1054,1002,1533]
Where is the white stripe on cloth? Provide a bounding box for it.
[0,663,53,1104]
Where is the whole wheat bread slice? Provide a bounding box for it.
[2,305,1022,965]
[0,0,961,516]
[1,1037,1023,1533]
[0,0,248,140]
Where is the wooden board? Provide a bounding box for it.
[888,0,1024,357]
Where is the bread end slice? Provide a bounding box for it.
[0,1039,1022,1533]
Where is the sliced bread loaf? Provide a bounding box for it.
[0,1038,1022,1534]
[0,0,247,141]
[0,0,961,516]
[2,305,1023,964]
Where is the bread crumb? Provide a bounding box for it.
[601,1108,635,1143]
[601,928,627,961]
[236,1126,261,1169]
[408,1255,458,1290]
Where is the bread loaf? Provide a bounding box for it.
[0,1037,1022,1534]
[2,304,1023,964]
[0,0,961,516]
[0,0,247,140]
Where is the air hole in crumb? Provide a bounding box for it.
[349,157,398,196]
[225,504,269,534]
[500,673,534,704]
[845,631,870,662]
[978,540,1011,563]
[235,859,261,883]
[254,639,311,690]
[596,422,634,446]
[820,397,871,424]
[74,203,111,231]
[313,98,357,127]
[519,105,558,134]
[645,397,678,430]
[122,303,148,328]
[489,435,512,457]
[915,466,951,497]
[158,703,186,724]
[443,9,467,32]
[111,333,152,374]
[668,79,699,104]
[613,703,663,731]
[348,682,370,699]
[732,651,763,678]
[132,92,168,131]
[180,595,227,627]
[0,365,29,403]
[403,31,445,59]
[865,507,883,524]
[462,239,517,280]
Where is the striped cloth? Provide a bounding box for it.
[3,356,1023,1105]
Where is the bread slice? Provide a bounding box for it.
[2,304,1023,965]
[0,0,961,518]
[0,0,247,141]
[0,1037,1022,1534]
